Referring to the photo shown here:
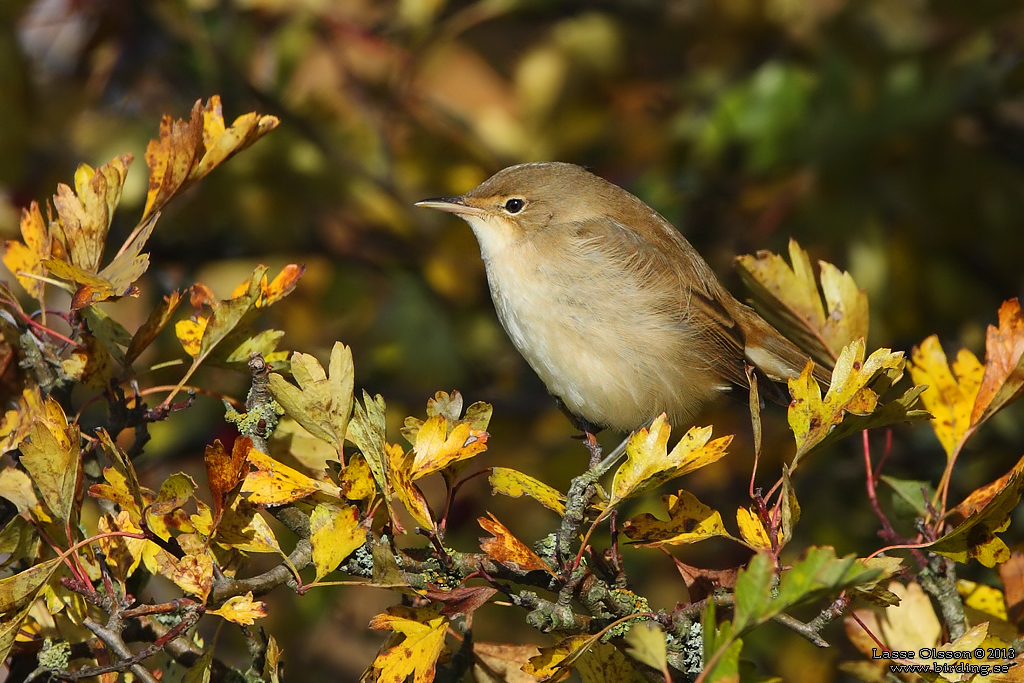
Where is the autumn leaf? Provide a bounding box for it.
[213,498,284,555]
[124,290,183,366]
[142,96,279,221]
[19,412,81,525]
[735,507,775,551]
[268,342,354,451]
[50,155,131,274]
[789,340,920,461]
[609,414,731,507]
[623,622,669,679]
[387,442,434,531]
[340,454,376,502]
[478,513,553,575]
[205,437,251,521]
[208,592,267,625]
[0,558,62,663]
[971,298,1024,427]
[622,490,733,547]
[368,605,449,683]
[907,334,984,460]
[3,202,50,300]
[408,415,488,479]
[241,448,342,506]
[347,390,392,503]
[471,642,542,683]
[146,473,197,541]
[60,332,114,388]
[310,502,366,581]
[736,238,869,365]
[421,586,497,619]
[488,467,566,516]
[925,452,1024,567]
[156,552,214,601]
[401,390,492,443]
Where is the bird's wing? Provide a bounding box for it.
[569,215,753,390]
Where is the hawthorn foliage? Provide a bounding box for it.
[2,98,1024,683]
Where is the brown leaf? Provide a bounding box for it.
[472,642,542,683]
[421,585,497,619]
[205,437,251,520]
[143,101,203,221]
[998,551,1024,623]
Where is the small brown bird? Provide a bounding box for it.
[417,162,821,433]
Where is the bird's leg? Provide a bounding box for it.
[554,397,604,466]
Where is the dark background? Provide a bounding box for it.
[2,0,1024,680]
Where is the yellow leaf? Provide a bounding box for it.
[610,415,731,506]
[387,443,435,530]
[310,502,365,581]
[3,202,50,300]
[736,238,868,364]
[146,473,197,541]
[957,580,1008,622]
[192,96,280,185]
[156,552,214,601]
[175,316,209,359]
[241,449,342,506]
[489,467,566,516]
[20,415,80,525]
[268,342,354,451]
[0,467,48,522]
[60,332,114,388]
[143,101,203,221]
[736,507,774,551]
[0,558,62,613]
[622,490,732,547]
[348,391,391,501]
[97,511,148,581]
[478,513,553,575]
[409,416,488,479]
[369,605,449,683]
[341,454,376,502]
[908,335,984,460]
[927,453,1024,567]
[623,622,668,674]
[971,298,1024,427]
[208,592,267,625]
[789,341,908,459]
[214,499,283,555]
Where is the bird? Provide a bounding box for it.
[417,162,824,434]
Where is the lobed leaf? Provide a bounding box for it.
[610,415,731,507]
[488,467,566,516]
[368,605,449,683]
[622,490,732,547]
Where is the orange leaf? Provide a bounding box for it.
[205,437,252,520]
[478,513,553,575]
[142,100,203,221]
[972,298,1024,426]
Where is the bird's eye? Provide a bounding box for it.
[504,198,525,214]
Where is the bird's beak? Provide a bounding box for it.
[415,196,486,216]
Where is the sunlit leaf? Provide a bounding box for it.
[241,448,342,506]
[387,442,434,531]
[623,490,732,547]
[971,298,1024,427]
[926,452,1024,567]
[478,513,553,575]
[489,467,566,516]
[610,415,731,506]
[310,501,366,581]
[907,335,984,460]
[3,202,51,300]
[20,414,80,525]
[736,238,868,364]
[789,340,911,460]
[735,507,774,551]
[207,592,267,625]
[409,415,488,479]
[268,342,354,451]
[369,605,449,683]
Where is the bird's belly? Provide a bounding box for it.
[485,257,716,431]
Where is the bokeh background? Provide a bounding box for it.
[3,0,1024,680]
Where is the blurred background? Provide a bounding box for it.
[3,0,1024,680]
